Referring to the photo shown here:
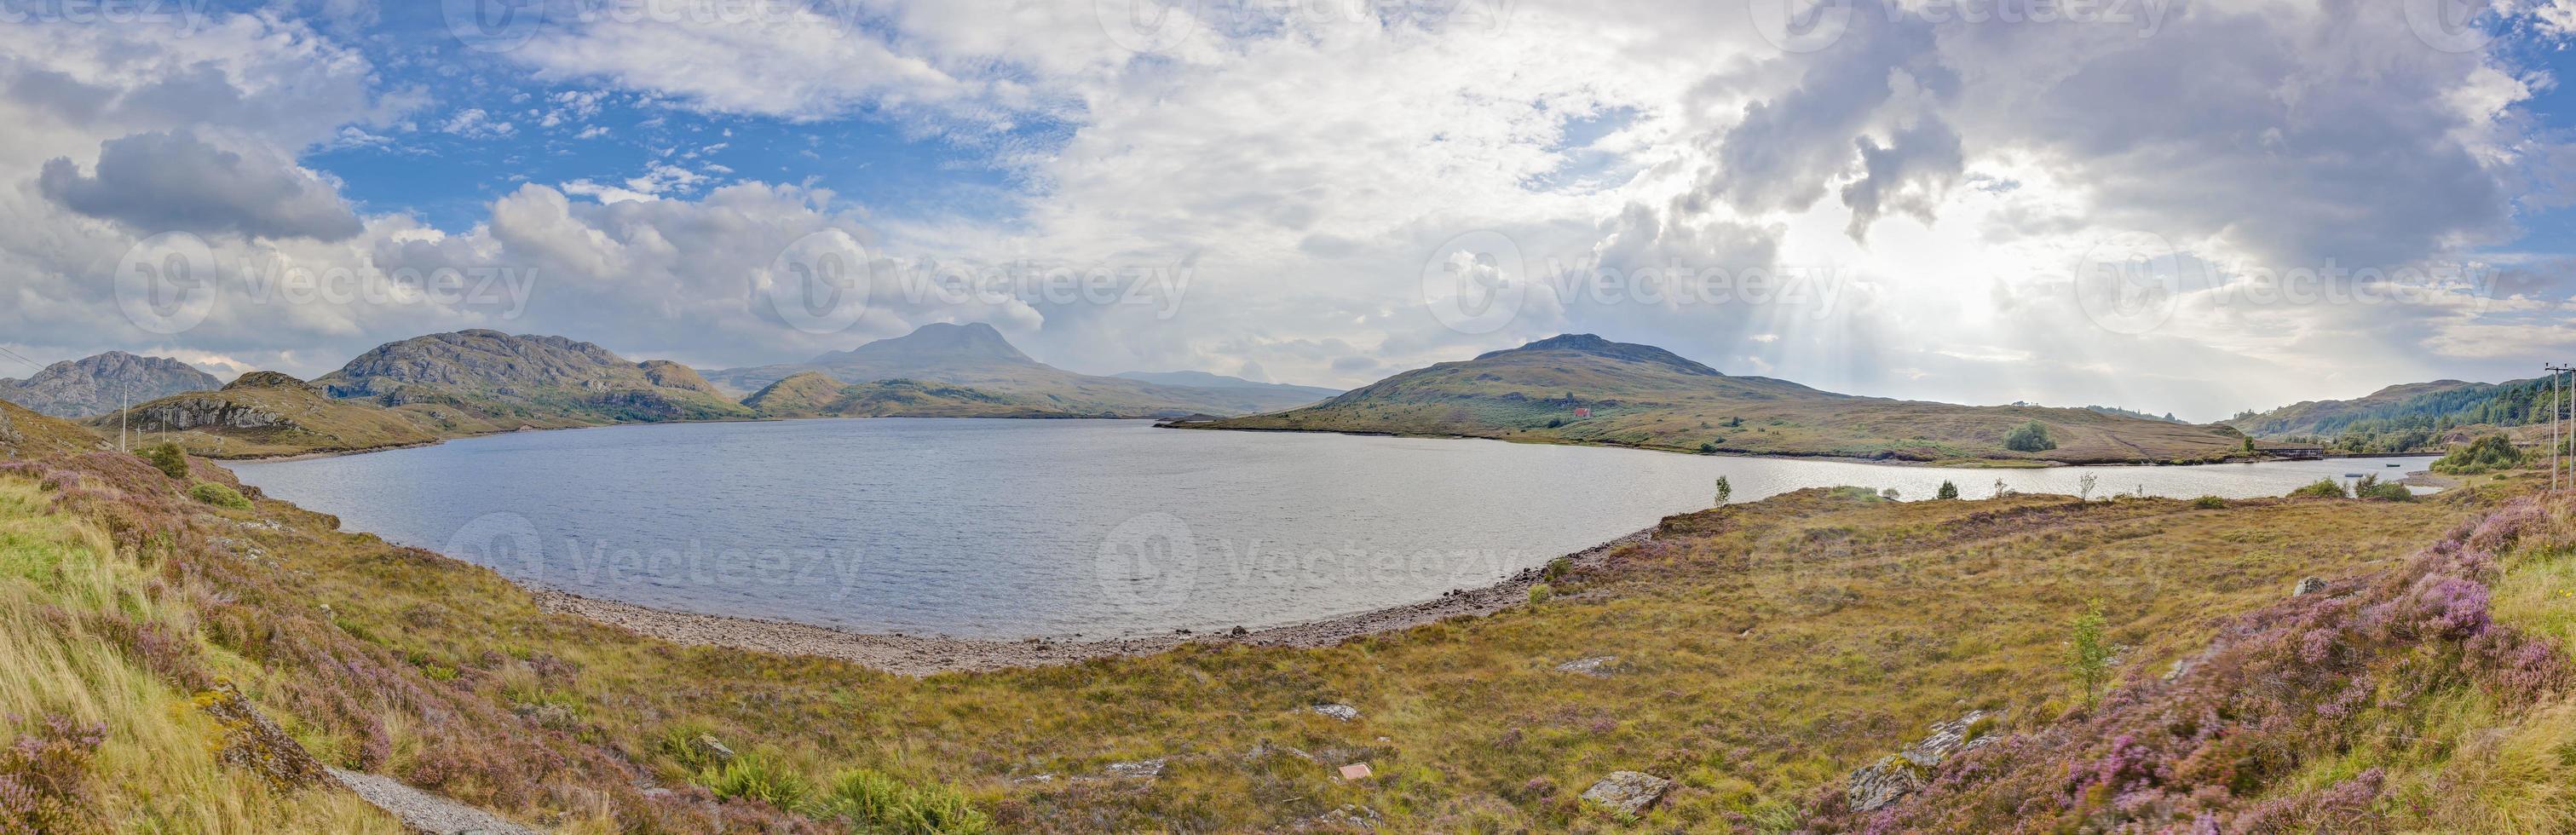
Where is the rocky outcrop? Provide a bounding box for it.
[1580,771,1671,816]
[125,396,296,433]
[0,351,219,418]
[223,371,315,391]
[1847,710,2002,813]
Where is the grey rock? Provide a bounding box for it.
[1847,711,2002,813]
[1312,703,1360,721]
[1105,757,1166,779]
[1579,771,1671,816]
[1556,655,1619,677]
[688,734,735,765]
[2293,576,2327,596]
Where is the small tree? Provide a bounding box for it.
[143,442,189,481]
[1936,480,1959,499]
[2066,599,2112,709]
[2241,435,2256,453]
[2077,473,2099,501]
[2004,420,2058,452]
[1713,476,1733,506]
[1992,477,2010,498]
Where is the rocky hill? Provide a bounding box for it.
[0,396,106,458]
[315,331,752,424]
[2225,377,2545,452]
[1191,333,2255,464]
[91,371,452,458]
[741,371,1057,418]
[710,323,1328,418]
[0,351,220,418]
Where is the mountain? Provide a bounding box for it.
[1190,333,2254,464]
[315,330,752,424]
[89,371,452,458]
[1114,370,1342,400]
[2225,377,2544,452]
[0,351,220,418]
[741,372,1058,418]
[710,323,1328,417]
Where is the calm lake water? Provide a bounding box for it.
[229,419,2436,639]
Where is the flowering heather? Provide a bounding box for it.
[0,714,107,833]
[1826,497,2572,833]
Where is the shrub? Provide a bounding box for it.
[2065,599,2112,709]
[2004,420,2057,452]
[1936,481,1959,499]
[1698,441,1719,454]
[1527,584,1553,604]
[1541,556,1572,581]
[0,715,107,833]
[2287,478,2348,499]
[705,755,813,813]
[1713,476,1732,505]
[188,481,252,510]
[143,442,189,481]
[820,769,990,834]
[2433,434,2523,475]
[2191,495,2227,509]
[2354,474,2413,502]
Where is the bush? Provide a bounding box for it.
[2432,434,2523,475]
[188,482,251,510]
[2004,420,2057,452]
[2354,474,2413,502]
[1937,481,1960,499]
[2191,495,2227,509]
[143,442,189,481]
[704,755,814,813]
[2286,478,2348,499]
[1527,584,1553,604]
[819,769,990,834]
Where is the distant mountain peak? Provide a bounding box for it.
[828,322,1034,365]
[0,351,221,418]
[1478,334,1722,377]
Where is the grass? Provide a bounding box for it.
[0,477,395,832]
[0,445,2554,832]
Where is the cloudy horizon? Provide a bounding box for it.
[6,0,2576,421]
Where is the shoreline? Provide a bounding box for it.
[529,527,1657,677]
[1161,420,2300,469]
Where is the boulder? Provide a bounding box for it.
[688,734,736,765]
[2293,576,2327,596]
[1846,710,2000,813]
[1313,703,1360,722]
[1106,757,1166,779]
[1579,771,1671,816]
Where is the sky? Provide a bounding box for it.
[5,0,2576,421]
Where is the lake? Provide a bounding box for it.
[228,419,2436,639]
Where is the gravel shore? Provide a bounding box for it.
[532,527,1656,676]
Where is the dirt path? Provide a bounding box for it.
[331,768,539,834]
[533,527,1656,676]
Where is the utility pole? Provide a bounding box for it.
[2549,364,2575,494]
[118,378,129,453]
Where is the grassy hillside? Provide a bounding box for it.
[1,398,107,459]
[2,440,2556,831]
[1196,334,2254,464]
[2228,377,2563,452]
[712,323,1327,418]
[85,372,457,459]
[741,372,1064,418]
